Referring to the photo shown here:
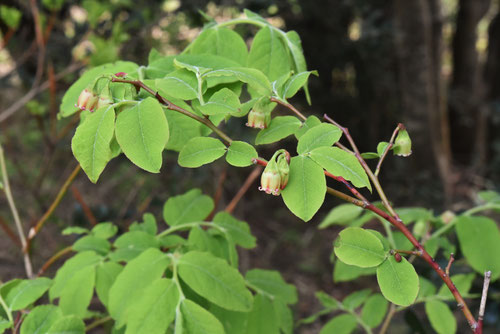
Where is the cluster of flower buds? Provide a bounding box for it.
[259,150,291,196]
[75,77,114,112]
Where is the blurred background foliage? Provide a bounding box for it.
[1,0,500,332]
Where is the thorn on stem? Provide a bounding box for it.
[446,253,455,276]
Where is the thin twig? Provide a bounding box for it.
[379,303,396,334]
[85,316,112,331]
[0,144,33,278]
[225,166,263,214]
[445,253,455,276]
[0,215,21,247]
[71,186,98,226]
[207,168,227,220]
[0,62,83,123]
[393,249,423,257]
[28,164,81,242]
[29,0,46,89]
[37,246,72,277]
[375,124,403,176]
[477,271,492,332]
[270,97,307,121]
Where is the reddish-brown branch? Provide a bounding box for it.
[70,186,97,226]
[37,246,72,277]
[225,166,263,214]
[0,215,21,247]
[0,28,15,49]
[207,169,227,220]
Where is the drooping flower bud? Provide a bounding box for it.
[76,88,98,111]
[259,149,291,196]
[95,84,113,110]
[276,151,290,189]
[259,159,281,195]
[246,109,268,129]
[393,127,412,157]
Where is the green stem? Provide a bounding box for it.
[157,221,223,238]
[85,316,112,332]
[216,18,267,29]
[0,144,33,278]
[0,294,12,323]
[430,203,500,239]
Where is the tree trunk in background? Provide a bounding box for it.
[393,0,453,203]
[476,10,500,169]
[450,0,491,168]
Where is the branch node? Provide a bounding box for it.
[445,252,455,276]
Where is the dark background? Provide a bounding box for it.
[1,0,499,332]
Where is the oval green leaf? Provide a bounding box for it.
[376,256,419,306]
[456,216,500,280]
[178,137,227,168]
[71,106,115,183]
[319,314,357,334]
[297,123,342,154]
[178,251,253,311]
[281,156,326,222]
[20,305,62,334]
[163,189,214,226]
[309,146,371,191]
[226,141,258,167]
[334,227,386,268]
[255,116,302,145]
[180,299,225,334]
[115,97,169,173]
[425,300,457,334]
[361,293,388,328]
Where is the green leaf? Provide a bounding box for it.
[281,156,326,222]
[246,294,280,334]
[20,305,62,334]
[425,300,457,334]
[396,207,433,225]
[146,55,175,78]
[4,278,52,311]
[0,6,22,29]
[156,69,199,100]
[282,71,318,99]
[376,256,419,306]
[245,269,297,304]
[95,262,123,308]
[284,30,310,103]
[282,156,326,222]
[178,137,227,168]
[125,279,179,334]
[59,265,95,317]
[255,116,302,145]
[190,28,248,66]
[60,61,138,117]
[438,273,475,299]
[212,212,256,249]
[333,260,376,283]
[203,67,272,95]
[130,213,157,235]
[295,115,321,139]
[377,142,390,157]
[164,107,204,152]
[111,231,160,262]
[342,289,371,310]
[179,299,225,334]
[309,147,371,191]
[49,251,101,300]
[72,235,111,255]
[319,314,357,334]
[115,98,169,173]
[248,26,291,82]
[198,88,241,116]
[297,123,342,154]
[108,248,170,328]
[71,106,115,183]
[455,216,500,280]
[417,277,437,300]
[209,304,248,334]
[319,204,364,228]
[226,141,258,167]
[46,315,85,334]
[91,222,118,239]
[163,189,214,226]
[334,227,386,268]
[361,293,388,328]
[178,251,253,311]
[274,300,293,334]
